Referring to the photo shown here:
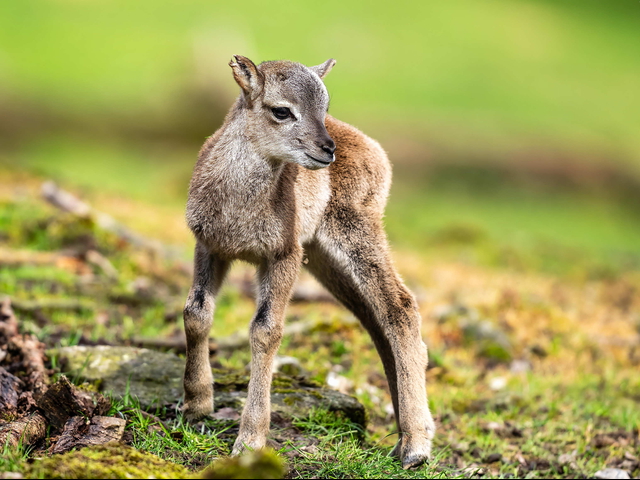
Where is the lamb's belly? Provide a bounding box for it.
[202,215,285,259]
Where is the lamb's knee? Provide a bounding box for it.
[397,287,420,316]
[250,323,283,354]
[388,289,428,363]
[249,303,283,354]
[184,289,213,337]
[388,288,421,331]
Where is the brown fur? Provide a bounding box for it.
[182,56,434,469]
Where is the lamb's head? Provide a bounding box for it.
[229,55,336,170]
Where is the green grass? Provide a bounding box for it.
[431,370,640,478]
[287,411,448,479]
[109,400,231,469]
[1,440,32,476]
[103,390,441,478]
[109,396,446,479]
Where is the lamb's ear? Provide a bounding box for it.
[310,58,336,79]
[229,55,264,102]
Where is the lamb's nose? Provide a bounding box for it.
[321,141,336,155]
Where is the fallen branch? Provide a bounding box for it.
[1,298,48,394]
[41,181,185,264]
[10,298,95,314]
[37,375,109,430]
[52,415,126,454]
[0,247,116,280]
[0,248,61,269]
[216,315,358,350]
[131,315,358,354]
[8,335,47,394]
[238,276,335,304]
[0,297,19,343]
[0,367,22,414]
[0,412,47,449]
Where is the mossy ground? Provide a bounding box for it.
[24,444,191,479]
[1,171,639,479]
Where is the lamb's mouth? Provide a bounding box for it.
[305,153,333,166]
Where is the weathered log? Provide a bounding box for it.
[0,412,47,449]
[41,181,184,263]
[36,376,97,430]
[0,298,48,395]
[214,315,358,350]
[17,391,37,415]
[131,315,358,354]
[238,276,335,304]
[0,247,63,269]
[7,335,48,394]
[0,297,19,343]
[0,367,22,415]
[10,298,95,313]
[130,334,209,353]
[52,415,125,454]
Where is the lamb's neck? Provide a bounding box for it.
[215,120,285,198]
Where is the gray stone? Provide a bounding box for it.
[594,468,631,479]
[461,319,512,362]
[272,355,305,377]
[51,346,366,427]
[52,346,184,409]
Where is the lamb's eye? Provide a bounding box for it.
[272,107,291,120]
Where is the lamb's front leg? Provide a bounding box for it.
[232,250,302,454]
[182,243,230,419]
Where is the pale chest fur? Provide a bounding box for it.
[295,167,332,245]
[186,153,331,262]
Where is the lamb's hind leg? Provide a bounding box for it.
[182,242,230,419]
[307,224,435,469]
[232,249,302,454]
[304,242,401,441]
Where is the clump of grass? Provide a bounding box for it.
[106,394,230,471]
[286,409,449,479]
[0,439,32,477]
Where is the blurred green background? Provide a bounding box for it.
[1,0,640,269]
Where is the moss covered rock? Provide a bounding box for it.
[51,346,184,408]
[51,346,365,427]
[461,319,513,362]
[25,443,190,479]
[214,370,366,428]
[202,449,285,479]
